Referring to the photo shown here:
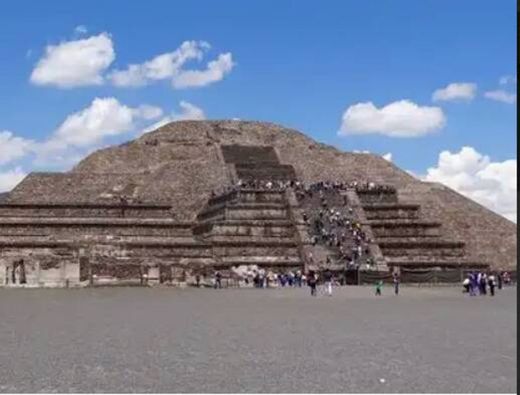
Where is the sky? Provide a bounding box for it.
[0,0,517,221]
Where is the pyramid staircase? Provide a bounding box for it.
[193,145,303,273]
[194,189,303,272]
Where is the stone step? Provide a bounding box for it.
[368,219,442,227]
[365,209,420,220]
[198,202,288,221]
[0,217,189,226]
[371,220,442,237]
[228,203,288,210]
[382,249,465,258]
[380,239,466,258]
[235,164,297,181]
[213,244,299,257]
[0,236,211,248]
[385,257,488,268]
[205,235,296,243]
[221,145,280,164]
[375,236,445,243]
[207,219,293,227]
[363,203,420,210]
[0,228,192,238]
[0,204,172,218]
[379,240,465,248]
[212,239,298,247]
[225,211,288,221]
[218,256,302,267]
[356,191,398,205]
[376,234,442,240]
[193,220,294,236]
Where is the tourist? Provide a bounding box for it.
[503,271,511,286]
[462,277,470,293]
[479,272,487,295]
[295,270,302,287]
[195,274,201,288]
[497,272,503,290]
[323,269,333,296]
[488,274,496,296]
[393,272,400,295]
[469,272,477,296]
[375,280,383,296]
[308,271,317,296]
[214,271,222,289]
[287,271,295,287]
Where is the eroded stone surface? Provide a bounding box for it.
[0,120,516,287]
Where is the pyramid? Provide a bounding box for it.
[0,120,516,286]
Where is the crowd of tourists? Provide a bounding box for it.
[462,271,512,296]
[247,269,306,288]
[296,181,374,271]
[210,178,396,197]
[210,267,341,296]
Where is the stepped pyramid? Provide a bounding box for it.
[0,120,516,286]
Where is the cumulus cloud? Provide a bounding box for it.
[0,167,27,192]
[140,101,206,134]
[424,146,517,222]
[50,97,162,147]
[484,90,517,104]
[171,53,235,89]
[0,131,34,165]
[432,82,477,102]
[109,41,234,89]
[109,41,207,87]
[499,75,517,85]
[30,33,115,88]
[339,100,445,137]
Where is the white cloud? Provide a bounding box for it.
[109,41,208,87]
[30,33,115,88]
[432,82,477,102]
[109,41,233,89]
[484,90,517,104]
[382,153,393,162]
[424,146,517,222]
[0,167,27,192]
[499,75,517,85]
[172,101,206,120]
[339,100,445,137]
[0,131,34,165]
[74,25,88,35]
[141,101,206,134]
[49,97,162,147]
[171,53,235,89]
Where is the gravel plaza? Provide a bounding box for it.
[0,285,515,393]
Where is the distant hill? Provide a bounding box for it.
[0,192,8,202]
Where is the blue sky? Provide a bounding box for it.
[0,0,516,219]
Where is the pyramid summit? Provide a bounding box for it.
[0,120,516,287]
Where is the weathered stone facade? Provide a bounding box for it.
[0,120,516,287]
